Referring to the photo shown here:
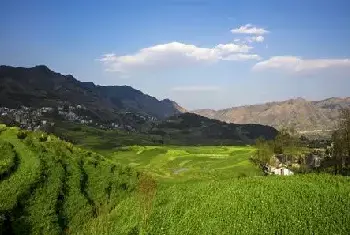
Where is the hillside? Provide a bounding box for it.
[0,125,139,234]
[1,126,350,234]
[49,114,278,151]
[149,113,278,145]
[193,97,350,135]
[0,65,278,146]
[0,65,184,120]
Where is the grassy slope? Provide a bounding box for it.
[1,125,350,234]
[107,146,260,182]
[0,126,139,234]
[82,174,350,235]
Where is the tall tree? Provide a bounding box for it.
[331,108,350,174]
[255,137,274,166]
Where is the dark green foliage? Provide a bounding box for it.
[330,108,350,174]
[38,133,48,142]
[151,113,278,145]
[16,130,28,139]
[0,141,17,179]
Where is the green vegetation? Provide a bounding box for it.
[330,108,350,175]
[1,125,350,234]
[107,145,260,182]
[52,121,161,151]
[0,140,17,178]
[0,126,139,234]
[80,174,350,235]
[252,129,310,167]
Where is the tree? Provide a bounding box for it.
[331,108,350,174]
[254,137,274,166]
[273,128,300,155]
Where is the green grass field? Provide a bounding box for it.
[1,125,350,234]
[81,174,350,235]
[107,146,261,182]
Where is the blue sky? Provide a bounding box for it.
[1,0,350,110]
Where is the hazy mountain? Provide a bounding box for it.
[0,65,184,120]
[193,97,350,135]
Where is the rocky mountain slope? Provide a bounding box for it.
[0,65,185,120]
[193,97,350,135]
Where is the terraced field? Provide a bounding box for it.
[0,126,139,234]
[1,125,350,234]
[108,146,260,182]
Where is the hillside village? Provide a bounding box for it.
[0,104,155,132]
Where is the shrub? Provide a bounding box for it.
[17,130,28,139]
[39,134,48,142]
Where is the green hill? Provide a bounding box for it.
[0,125,139,234]
[1,125,350,234]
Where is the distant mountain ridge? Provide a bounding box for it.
[193,97,350,135]
[0,65,185,120]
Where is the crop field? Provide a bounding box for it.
[107,146,261,182]
[0,126,139,234]
[82,174,350,235]
[1,125,350,234]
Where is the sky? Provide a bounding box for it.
[1,0,350,110]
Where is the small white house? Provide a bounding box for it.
[268,166,294,176]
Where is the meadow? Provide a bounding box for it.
[107,146,261,182]
[1,125,350,234]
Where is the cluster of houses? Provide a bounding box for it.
[0,106,55,131]
[264,151,328,176]
[0,105,155,132]
[0,105,104,131]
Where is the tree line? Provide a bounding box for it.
[253,108,350,176]
[330,109,350,175]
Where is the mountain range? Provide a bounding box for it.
[2,64,348,141]
[0,65,278,144]
[0,65,184,121]
[193,97,350,136]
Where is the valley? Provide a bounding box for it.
[1,66,350,235]
[1,126,350,234]
[2,1,350,234]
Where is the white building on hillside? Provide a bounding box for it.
[268,166,294,176]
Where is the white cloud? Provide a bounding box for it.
[171,86,221,92]
[231,24,269,35]
[244,36,265,43]
[253,35,264,42]
[223,53,261,61]
[99,41,260,73]
[252,56,350,72]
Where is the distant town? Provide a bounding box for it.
[0,104,155,132]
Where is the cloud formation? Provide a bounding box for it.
[253,56,350,72]
[171,85,221,92]
[99,41,260,73]
[231,24,269,35]
[251,35,264,42]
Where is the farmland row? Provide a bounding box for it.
[0,128,139,234]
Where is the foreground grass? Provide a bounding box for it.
[0,127,139,234]
[1,125,350,234]
[82,174,350,235]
